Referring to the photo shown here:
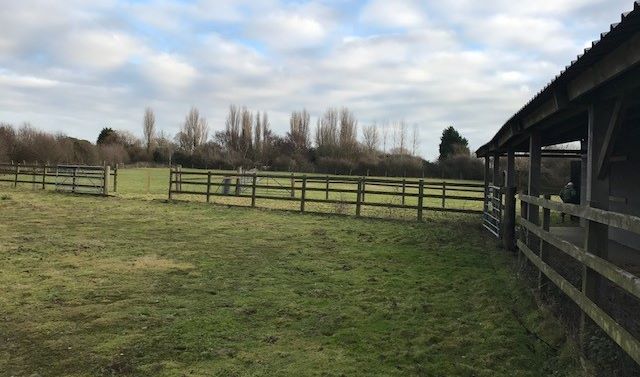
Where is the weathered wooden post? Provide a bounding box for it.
[290,173,295,198]
[251,173,257,207]
[580,99,613,347]
[168,168,174,200]
[103,166,110,196]
[72,166,77,193]
[14,162,19,187]
[356,178,363,217]
[325,175,329,200]
[504,149,517,251]
[235,168,241,196]
[539,194,551,293]
[113,164,118,192]
[483,156,490,214]
[300,175,307,212]
[206,171,212,203]
[441,182,446,208]
[31,165,36,190]
[417,179,424,221]
[402,178,406,206]
[361,177,366,202]
[42,165,47,190]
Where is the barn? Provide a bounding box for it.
[476,2,640,369]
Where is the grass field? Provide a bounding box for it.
[0,187,584,376]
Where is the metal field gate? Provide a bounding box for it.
[482,185,503,238]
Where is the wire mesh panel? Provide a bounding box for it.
[483,185,503,238]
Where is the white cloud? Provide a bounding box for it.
[360,0,427,28]
[249,11,328,50]
[55,30,141,70]
[142,53,197,90]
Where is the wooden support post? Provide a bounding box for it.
[417,179,424,222]
[235,176,241,196]
[290,173,295,198]
[206,171,212,203]
[103,166,110,196]
[168,169,174,200]
[504,149,517,251]
[539,194,551,293]
[325,175,329,200]
[42,165,47,190]
[493,153,501,187]
[251,173,257,207]
[356,179,362,217]
[361,178,366,202]
[14,163,19,187]
[441,182,446,208]
[113,164,118,192]
[300,176,307,212]
[528,133,541,226]
[402,179,406,206]
[483,156,490,213]
[72,167,77,193]
[581,99,613,344]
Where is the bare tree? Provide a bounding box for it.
[225,104,241,152]
[362,123,379,153]
[254,111,262,160]
[339,107,358,157]
[143,107,156,154]
[411,124,420,156]
[382,122,388,153]
[240,106,253,157]
[315,108,339,154]
[178,106,208,153]
[289,109,310,151]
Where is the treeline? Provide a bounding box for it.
[0,106,484,179]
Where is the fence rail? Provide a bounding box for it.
[517,194,640,365]
[168,168,484,220]
[0,163,117,195]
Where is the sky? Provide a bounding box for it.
[0,0,634,160]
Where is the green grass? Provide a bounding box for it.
[0,188,583,376]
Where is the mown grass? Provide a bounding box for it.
[0,188,583,376]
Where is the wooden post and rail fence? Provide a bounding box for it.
[0,162,118,196]
[515,193,640,365]
[167,168,485,220]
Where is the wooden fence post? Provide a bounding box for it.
[325,175,329,200]
[417,179,424,221]
[539,194,551,293]
[251,173,257,207]
[113,164,118,192]
[402,178,406,206]
[14,162,19,187]
[290,173,295,198]
[206,171,212,203]
[42,165,47,190]
[72,167,77,193]
[32,165,36,190]
[442,182,446,208]
[168,168,174,200]
[361,177,366,202]
[103,166,110,196]
[356,179,362,217]
[300,175,307,212]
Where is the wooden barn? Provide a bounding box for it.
[477,2,640,369]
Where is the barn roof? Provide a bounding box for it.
[477,1,640,157]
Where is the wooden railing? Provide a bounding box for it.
[517,194,640,365]
[0,163,117,195]
[168,169,484,220]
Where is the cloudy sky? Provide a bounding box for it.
[0,0,633,159]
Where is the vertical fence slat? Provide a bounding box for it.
[42,165,47,190]
[417,179,424,221]
[290,173,295,198]
[361,178,366,203]
[103,166,110,196]
[442,182,446,208]
[300,175,307,212]
[206,171,212,203]
[325,175,329,200]
[402,178,406,206]
[168,169,174,200]
[251,173,257,207]
[356,179,362,217]
[113,164,118,192]
[14,163,19,187]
